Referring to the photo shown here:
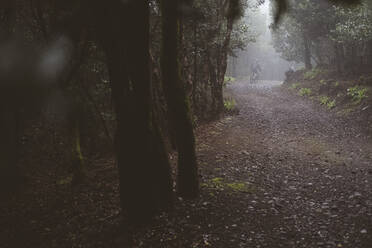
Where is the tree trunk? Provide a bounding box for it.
[161,0,199,199]
[0,2,20,193]
[0,105,19,194]
[303,33,312,70]
[101,0,173,224]
[212,18,234,117]
[334,43,342,73]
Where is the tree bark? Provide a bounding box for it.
[100,0,173,224]
[161,0,199,199]
[303,32,312,70]
[0,105,19,193]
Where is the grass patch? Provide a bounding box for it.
[319,96,336,109]
[319,96,329,105]
[226,182,252,193]
[224,98,236,111]
[299,88,312,96]
[327,99,336,109]
[204,178,255,193]
[347,86,368,103]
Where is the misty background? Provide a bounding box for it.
[226,2,296,81]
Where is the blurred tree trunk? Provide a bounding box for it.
[0,106,19,193]
[101,0,173,224]
[335,43,342,73]
[161,0,199,199]
[303,33,312,70]
[0,1,20,193]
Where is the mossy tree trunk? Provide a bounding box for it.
[161,0,199,199]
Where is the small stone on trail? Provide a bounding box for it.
[242,150,249,155]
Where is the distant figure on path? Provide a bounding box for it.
[250,60,262,84]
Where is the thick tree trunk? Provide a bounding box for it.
[0,0,20,194]
[161,0,199,199]
[101,0,173,224]
[0,105,19,193]
[126,0,173,217]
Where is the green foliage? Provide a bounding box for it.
[224,76,236,87]
[290,82,300,89]
[331,3,372,44]
[299,87,312,96]
[224,98,237,110]
[347,86,368,103]
[304,68,323,80]
[271,0,369,73]
[327,99,336,109]
[320,79,327,85]
[319,95,330,105]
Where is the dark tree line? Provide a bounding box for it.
[0,0,246,225]
[272,0,371,73]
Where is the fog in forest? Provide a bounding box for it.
[227,2,293,81]
[1,0,372,247]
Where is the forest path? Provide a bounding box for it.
[3,81,371,248]
[191,80,372,248]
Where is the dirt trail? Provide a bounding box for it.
[192,80,372,248]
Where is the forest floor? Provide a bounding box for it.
[1,80,372,248]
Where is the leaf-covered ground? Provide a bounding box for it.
[1,80,371,247]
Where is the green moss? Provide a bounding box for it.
[206,178,254,193]
[226,182,250,192]
[211,177,223,184]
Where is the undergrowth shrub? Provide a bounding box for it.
[319,96,329,105]
[347,86,368,103]
[290,82,300,89]
[304,68,323,80]
[327,99,336,109]
[299,88,312,96]
[224,98,236,111]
